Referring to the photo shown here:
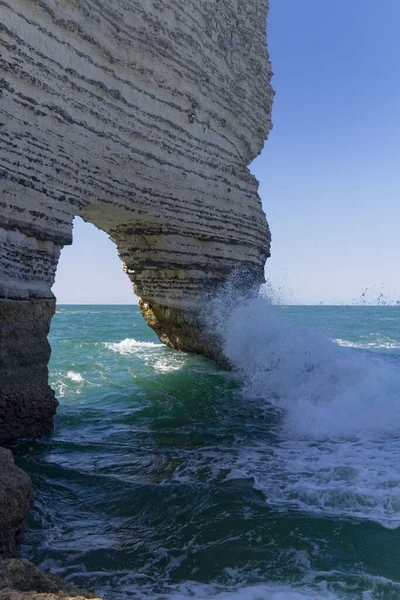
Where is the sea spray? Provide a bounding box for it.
[206,280,400,440]
[203,281,400,528]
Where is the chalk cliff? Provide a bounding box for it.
[0,0,273,440]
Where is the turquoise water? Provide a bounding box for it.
[13,301,400,599]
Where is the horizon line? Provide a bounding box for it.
[55,303,399,307]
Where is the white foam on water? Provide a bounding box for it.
[57,566,400,600]
[104,338,163,354]
[165,582,342,600]
[335,336,400,350]
[52,370,102,396]
[104,338,190,374]
[205,285,400,527]
[218,295,400,440]
[153,356,188,373]
[66,371,84,383]
[164,576,400,600]
[222,439,400,528]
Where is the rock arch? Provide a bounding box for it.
[0,0,273,441]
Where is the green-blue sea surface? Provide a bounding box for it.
[13,303,400,600]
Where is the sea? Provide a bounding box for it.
[12,293,400,600]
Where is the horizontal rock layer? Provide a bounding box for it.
[0,0,273,439]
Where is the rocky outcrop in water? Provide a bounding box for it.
[0,449,32,558]
[0,559,102,599]
[0,0,273,440]
[0,454,102,599]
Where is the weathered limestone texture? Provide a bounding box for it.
[0,0,273,439]
[0,448,32,558]
[0,559,103,599]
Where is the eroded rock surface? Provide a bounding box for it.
[0,559,102,599]
[0,300,58,441]
[0,449,32,558]
[0,0,273,439]
[0,458,101,598]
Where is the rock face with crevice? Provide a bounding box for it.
[0,0,273,440]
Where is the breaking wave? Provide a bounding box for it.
[104,338,164,354]
[211,286,400,441]
[205,283,400,527]
[334,335,400,351]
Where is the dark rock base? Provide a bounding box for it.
[0,299,58,443]
[0,448,32,558]
[0,558,102,599]
[139,298,231,368]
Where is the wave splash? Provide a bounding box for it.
[204,280,400,528]
[104,338,164,354]
[210,284,400,441]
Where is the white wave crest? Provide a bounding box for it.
[335,336,400,350]
[104,338,163,354]
[104,338,188,373]
[79,572,399,600]
[166,583,342,600]
[203,283,400,526]
[66,371,84,383]
[214,293,400,441]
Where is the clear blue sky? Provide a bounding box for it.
[54,0,400,305]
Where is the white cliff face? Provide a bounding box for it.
[1,0,273,304]
[0,0,273,438]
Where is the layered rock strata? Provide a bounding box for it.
[0,0,273,439]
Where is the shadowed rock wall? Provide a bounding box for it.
[0,448,32,558]
[0,0,273,440]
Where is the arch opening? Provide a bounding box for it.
[0,200,268,443]
[52,217,137,306]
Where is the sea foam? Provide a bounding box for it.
[210,288,400,441]
[104,338,163,354]
[66,371,84,383]
[203,282,400,527]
